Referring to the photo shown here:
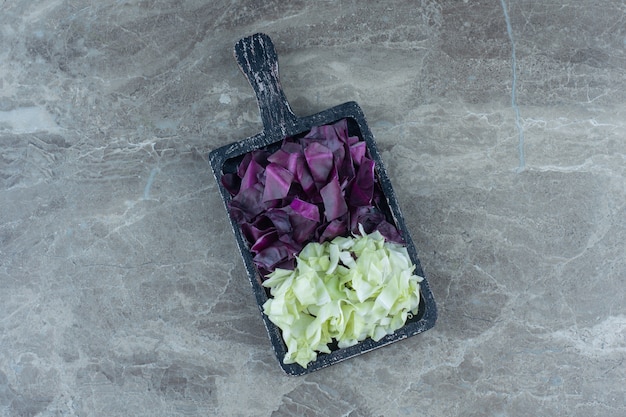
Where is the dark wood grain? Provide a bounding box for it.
[234,33,299,138]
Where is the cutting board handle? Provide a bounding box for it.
[234,33,299,138]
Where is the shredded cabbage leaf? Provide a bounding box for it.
[262,225,423,368]
[222,119,403,276]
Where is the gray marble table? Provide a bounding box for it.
[1,1,624,416]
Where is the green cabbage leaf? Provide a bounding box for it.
[262,225,423,368]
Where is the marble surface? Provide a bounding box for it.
[1,1,625,416]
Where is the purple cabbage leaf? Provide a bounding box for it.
[221,118,404,277]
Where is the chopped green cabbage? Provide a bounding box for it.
[262,225,423,368]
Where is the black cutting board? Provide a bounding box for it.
[209,33,437,375]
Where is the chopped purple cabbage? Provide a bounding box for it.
[222,118,404,277]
